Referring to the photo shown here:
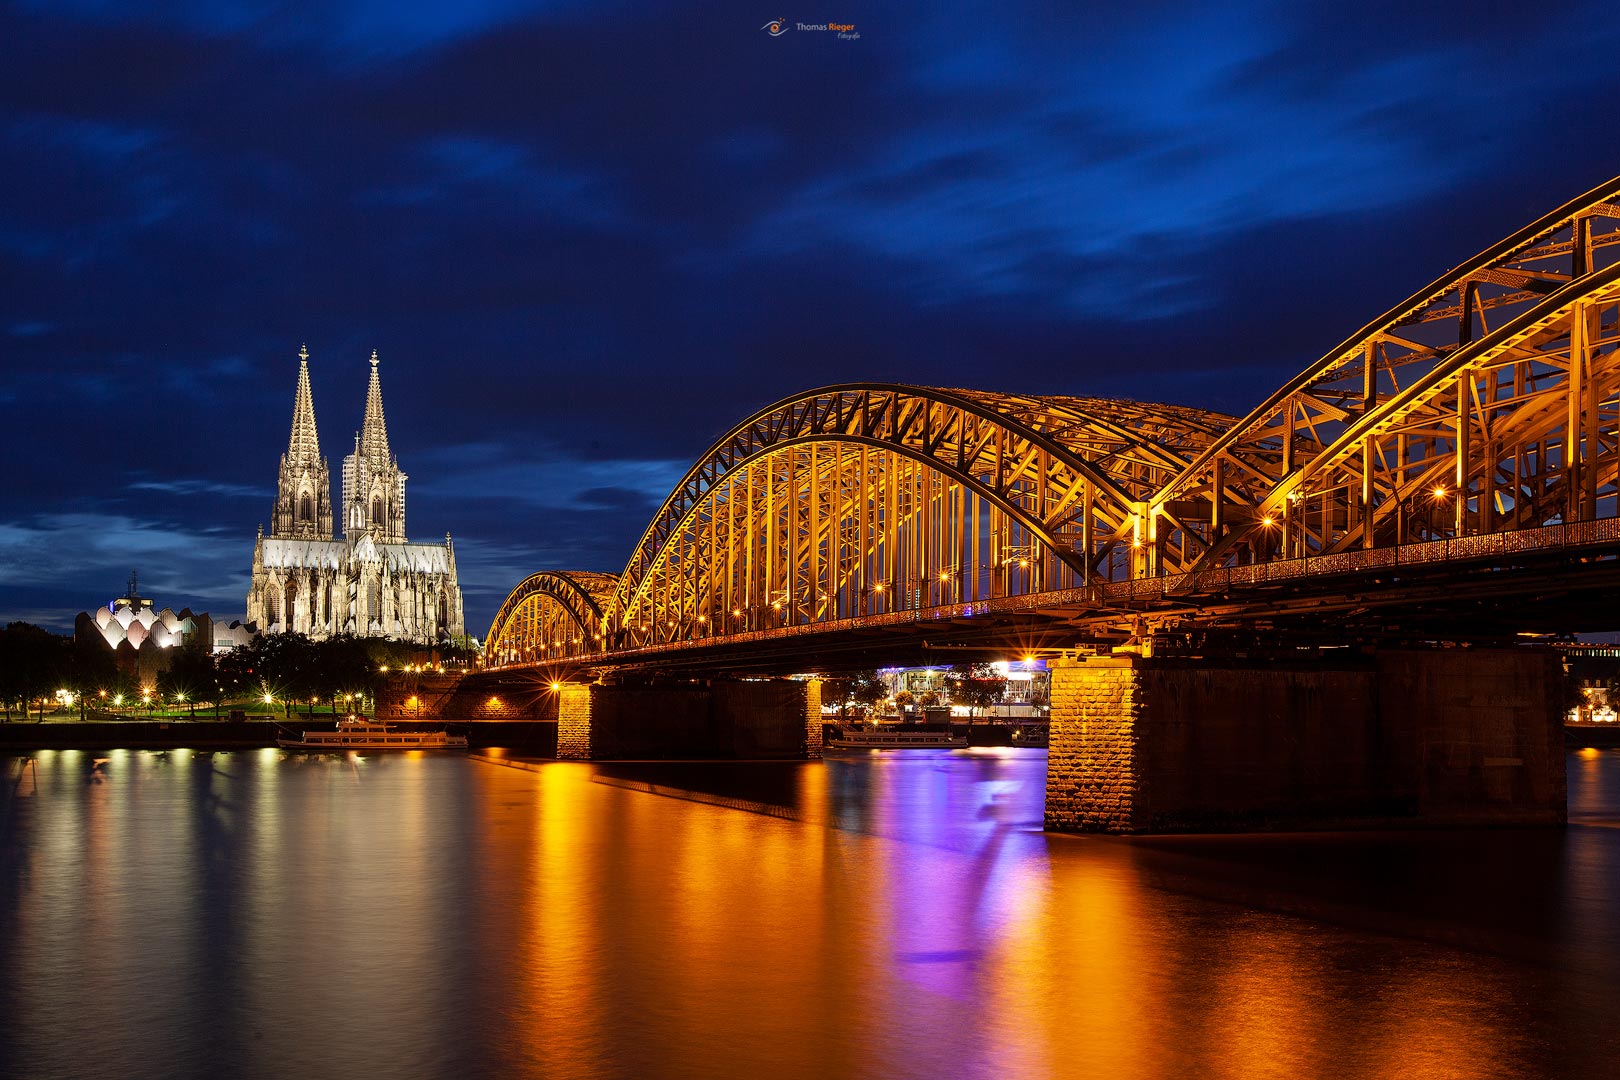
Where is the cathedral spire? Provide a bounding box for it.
[271,343,334,540]
[358,348,391,465]
[287,343,321,464]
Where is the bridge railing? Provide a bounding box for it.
[494,517,1620,666]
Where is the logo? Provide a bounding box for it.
[760,17,789,36]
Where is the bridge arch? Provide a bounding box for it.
[608,383,1239,646]
[1150,175,1620,570]
[484,570,619,665]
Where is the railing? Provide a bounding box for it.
[498,518,1620,666]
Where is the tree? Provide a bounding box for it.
[949,662,1007,717]
[63,634,117,720]
[819,668,886,717]
[0,623,69,722]
[159,644,217,718]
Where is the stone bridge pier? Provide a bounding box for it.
[557,677,823,761]
[1044,648,1566,833]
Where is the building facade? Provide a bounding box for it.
[246,347,466,642]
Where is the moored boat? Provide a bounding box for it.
[277,716,468,751]
[826,728,967,750]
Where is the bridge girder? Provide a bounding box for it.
[484,570,618,665]
[486,175,1620,670]
[1150,176,1620,571]
[607,384,1241,647]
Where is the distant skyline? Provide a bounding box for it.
[3,1,1619,635]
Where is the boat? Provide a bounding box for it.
[826,728,968,750]
[277,716,468,751]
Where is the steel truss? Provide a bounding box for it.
[484,570,618,665]
[606,384,1238,647]
[1152,176,1620,571]
[487,176,1620,665]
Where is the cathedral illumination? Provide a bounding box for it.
[246,346,466,641]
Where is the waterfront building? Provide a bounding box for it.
[245,347,465,642]
[73,572,220,681]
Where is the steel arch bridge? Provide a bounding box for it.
[486,175,1620,667]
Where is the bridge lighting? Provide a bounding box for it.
[697,616,707,623]
[939,570,951,582]
[1260,516,1275,528]
[1018,559,1029,568]
[873,582,885,591]
[549,682,562,692]
[732,609,743,616]
[1432,485,1447,500]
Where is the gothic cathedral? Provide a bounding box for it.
[246,346,466,641]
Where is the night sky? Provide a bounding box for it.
[3,1,1618,637]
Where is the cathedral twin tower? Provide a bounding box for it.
[246,346,465,642]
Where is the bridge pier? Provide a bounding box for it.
[1044,649,1566,833]
[553,678,823,761]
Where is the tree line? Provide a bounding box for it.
[0,622,473,721]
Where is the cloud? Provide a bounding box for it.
[0,512,252,630]
[128,478,268,499]
[4,0,1620,638]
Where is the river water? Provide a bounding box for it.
[2,745,1618,1080]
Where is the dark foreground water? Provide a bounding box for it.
[3,746,1620,1080]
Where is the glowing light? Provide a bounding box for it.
[380,665,389,672]
[1018,559,1029,568]
[1261,516,1275,528]
[549,681,562,692]
[1433,486,1447,500]
[939,571,950,582]
[263,693,274,705]
[873,582,885,592]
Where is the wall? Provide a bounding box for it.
[1046,649,1565,833]
[555,678,821,760]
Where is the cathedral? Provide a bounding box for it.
[246,346,466,642]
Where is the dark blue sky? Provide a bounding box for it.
[2,0,1618,636]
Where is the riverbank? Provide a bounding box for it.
[0,719,558,752]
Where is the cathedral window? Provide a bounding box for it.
[372,495,383,525]
[265,585,281,627]
[299,493,313,522]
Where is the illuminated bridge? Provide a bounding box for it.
[476,175,1620,832]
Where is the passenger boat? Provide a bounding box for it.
[826,728,968,750]
[277,716,468,751]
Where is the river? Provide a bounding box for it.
[3,746,1618,1079]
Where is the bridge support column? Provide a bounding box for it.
[802,678,824,760]
[556,683,594,760]
[1045,649,1566,834]
[552,678,822,760]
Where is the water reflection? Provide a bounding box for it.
[3,748,1620,1078]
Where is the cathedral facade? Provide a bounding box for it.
[246,346,466,642]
